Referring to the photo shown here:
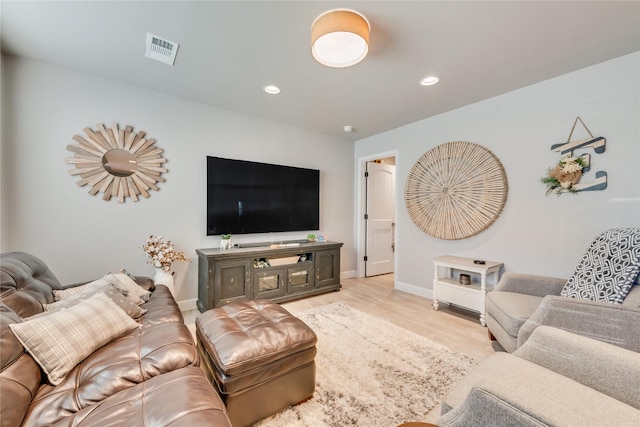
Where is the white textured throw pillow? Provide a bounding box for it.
[54,273,151,305]
[53,277,112,301]
[45,283,147,319]
[10,293,141,385]
[110,272,152,302]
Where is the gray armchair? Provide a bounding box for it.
[485,227,640,353]
[486,273,640,353]
[485,272,566,352]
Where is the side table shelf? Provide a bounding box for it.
[432,255,503,326]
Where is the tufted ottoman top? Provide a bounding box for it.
[196,300,317,376]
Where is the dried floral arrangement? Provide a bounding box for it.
[541,155,587,196]
[141,235,191,271]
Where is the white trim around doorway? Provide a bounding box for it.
[354,149,399,280]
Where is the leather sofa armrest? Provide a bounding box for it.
[517,295,640,352]
[492,272,567,297]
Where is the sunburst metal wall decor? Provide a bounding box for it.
[405,141,508,240]
[66,123,167,203]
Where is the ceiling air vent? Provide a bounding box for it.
[145,33,179,65]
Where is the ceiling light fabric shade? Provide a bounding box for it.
[311,9,370,68]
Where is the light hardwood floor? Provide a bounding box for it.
[183,275,498,424]
[184,274,497,359]
[280,274,496,360]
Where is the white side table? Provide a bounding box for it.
[432,255,503,326]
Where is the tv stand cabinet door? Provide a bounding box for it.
[213,259,251,308]
[287,263,315,294]
[315,248,340,288]
[254,268,287,300]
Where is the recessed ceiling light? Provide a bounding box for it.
[419,76,439,86]
[263,85,281,95]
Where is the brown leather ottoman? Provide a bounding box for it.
[196,299,317,427]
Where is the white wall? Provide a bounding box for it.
[2,56,355,304]
[355,52,640,296]
[0,48,5,253]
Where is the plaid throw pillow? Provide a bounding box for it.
[10,293,140,385]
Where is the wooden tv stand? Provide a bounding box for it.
[196,241,342,311]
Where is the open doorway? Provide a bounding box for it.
[363,156,396,277]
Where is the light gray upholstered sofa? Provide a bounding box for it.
[485,272,640,353]
[438,325,640,427]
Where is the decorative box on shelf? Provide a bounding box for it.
[432,255,503,326]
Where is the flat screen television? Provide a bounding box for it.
[207,156,320,235]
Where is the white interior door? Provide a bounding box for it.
[365,161,395,277]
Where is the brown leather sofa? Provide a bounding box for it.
[0,252,232,427]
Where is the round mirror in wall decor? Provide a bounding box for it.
[405,141,508,240]
[66,123,167,203]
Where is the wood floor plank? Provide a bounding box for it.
[281,274,496,360]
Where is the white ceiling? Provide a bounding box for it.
[2,1,639,141]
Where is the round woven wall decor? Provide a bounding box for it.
[405,141,508,240]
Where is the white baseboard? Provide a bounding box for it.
[341,270,357,279]
[177,298,198,312]
[394,280,433,300]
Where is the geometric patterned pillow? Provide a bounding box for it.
[9,293,141,385]
[561,227,640,304]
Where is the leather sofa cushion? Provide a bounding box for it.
[139,285,185,326]
[196,300,317,377]
[48,368,231,427]
[21,321,198,426]
[485,291,542,337]
[0,252,62,318]
[0,304,42,427]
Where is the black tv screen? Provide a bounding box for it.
[207,156,320,235]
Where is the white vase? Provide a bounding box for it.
[154,267,175,296]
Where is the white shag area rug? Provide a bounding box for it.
[254,302,478,427]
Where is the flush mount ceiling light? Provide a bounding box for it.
[311,9,370,68]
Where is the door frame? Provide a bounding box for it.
[355,149,398,279]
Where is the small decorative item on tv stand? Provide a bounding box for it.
[316,233,326,242]
[220,234,232,250]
